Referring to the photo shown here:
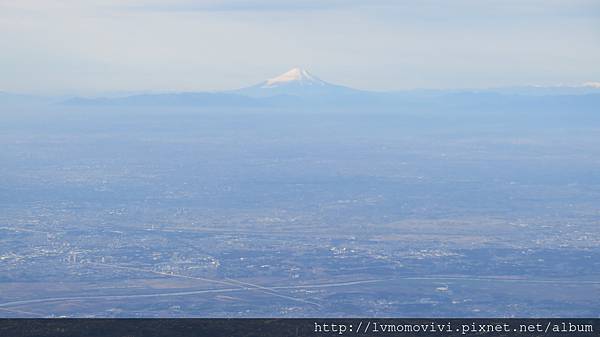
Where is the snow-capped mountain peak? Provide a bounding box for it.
[233,67,360,97]
[262,68,326,88]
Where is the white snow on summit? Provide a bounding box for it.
[262,68,326,88]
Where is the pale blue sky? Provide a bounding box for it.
[1,0,599,94]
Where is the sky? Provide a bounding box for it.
[1,0,599,94]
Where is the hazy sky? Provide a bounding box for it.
[1,0,599,94]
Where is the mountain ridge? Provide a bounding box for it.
[4,68,597,112]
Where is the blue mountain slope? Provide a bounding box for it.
[63,92,260,107]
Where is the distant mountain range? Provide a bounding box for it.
[2,68,600,112]
[64,92,259,107]
[61,67,369,107]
